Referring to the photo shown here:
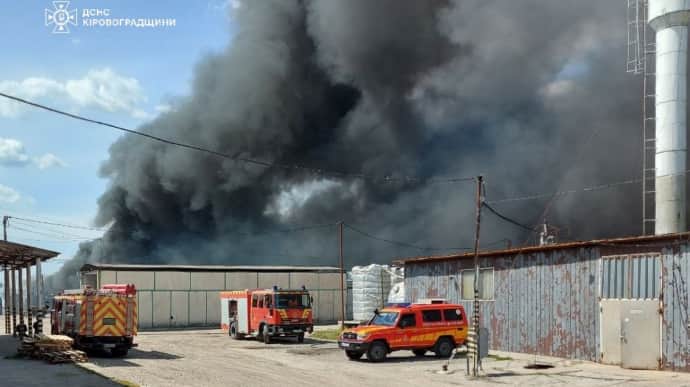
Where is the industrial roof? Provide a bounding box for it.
[0,240,60,269]
[80,263,340,273]
[398,231,690,265]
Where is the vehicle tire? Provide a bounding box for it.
[366,341,388,363]
[412,349,427,357]
[110,347,128,357]
[434,337,455,358]
[263,325,271,344]
[230,322,240,339]
[345,351,363,360]
[297,333,305,343]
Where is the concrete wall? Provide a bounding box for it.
[97,269,344,329]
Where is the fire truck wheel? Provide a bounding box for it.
[433,337,455,358]
[110,348,128,357]
[262,325,271,344]
[297,333,304,343]
[345,351,363,360]
[367,341,388,363]
[230,322,240,339]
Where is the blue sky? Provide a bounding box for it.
[0,0,238,276]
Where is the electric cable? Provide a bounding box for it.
[0,92,476,185]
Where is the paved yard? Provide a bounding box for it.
[75,328,690,387]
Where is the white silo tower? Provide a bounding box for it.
[649,0,690,234]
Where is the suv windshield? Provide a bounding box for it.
[275,293,310,309]
[370,312,399,326]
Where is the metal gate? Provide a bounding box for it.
[599,254,662,369]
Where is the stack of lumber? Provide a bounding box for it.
[18,335,88,364]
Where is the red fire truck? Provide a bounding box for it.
[220,287,313,343]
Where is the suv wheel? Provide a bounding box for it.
[434,337,455,358]
[345,351,363,360]
[367,341,388,362]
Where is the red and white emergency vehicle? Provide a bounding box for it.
[220,287,313,343]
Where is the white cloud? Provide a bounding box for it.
[155,104,172,113]
[34,153,67,170]
[0,68,147,118]
[0,184,20,203]
[0,138,30,166]
[0,137,66,170]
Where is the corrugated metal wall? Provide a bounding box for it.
[405,241,690,371]
[97,269,347,329]
[662,245,690,371]
[406,247,601,362]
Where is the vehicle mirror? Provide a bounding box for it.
[373,308,380,315]
[310,296,314,304]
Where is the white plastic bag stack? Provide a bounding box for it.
[387,266,405,304]
[351,264,392,321]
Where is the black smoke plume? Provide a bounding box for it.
[49,0,644,289]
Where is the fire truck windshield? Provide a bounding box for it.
[275,293,310,309]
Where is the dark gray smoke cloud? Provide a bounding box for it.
[49,0,643,289]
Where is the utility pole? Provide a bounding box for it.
[2,216,7,241]
[471,175,484,376]
[338,221,346,330]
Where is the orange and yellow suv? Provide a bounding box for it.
[338,301,468,362]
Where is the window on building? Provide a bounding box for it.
[461,268,494,300]
[443,308,462,321]
[601,254,660,299]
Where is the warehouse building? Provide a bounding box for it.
[79,263,344,329]
[400,232,690,371]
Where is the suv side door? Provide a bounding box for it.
[393,312,418,349]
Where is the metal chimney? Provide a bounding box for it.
[649,0,690,234]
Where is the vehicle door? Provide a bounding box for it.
[443,307,467,343]
[250,294,261,332]
[393,312,418,349]
[420,309,444,347]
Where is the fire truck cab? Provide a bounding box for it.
[220,287,313,343]
[51,284,138,356]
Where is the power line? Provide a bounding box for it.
[0,92,476,185]
[8,225,96,241]
[343,222,472,251]
[232,222,337,237]
[482,202,535,232]
[485,176,645,205]
[8,216,107,232]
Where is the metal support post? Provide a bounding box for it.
[26,263,31,336]
[18,266,24,337]
[339,221,346,330]
[36,259,42,311]
[11,269,16,337]
[3,268,9,333]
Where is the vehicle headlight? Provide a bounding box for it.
[356,333,369,340]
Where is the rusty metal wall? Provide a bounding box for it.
[405,247,601,362]
[662,244,690,371]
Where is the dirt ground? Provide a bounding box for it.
[73,327,690,387]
